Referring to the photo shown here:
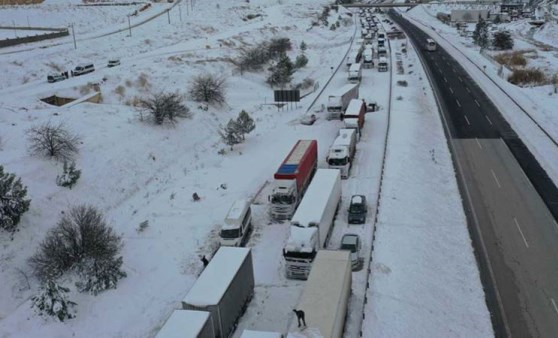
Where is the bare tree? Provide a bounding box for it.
[27,122,80,162]
[189,74,227,106]
[139,92,191,125]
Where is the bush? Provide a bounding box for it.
[219,119,243,150]
[236,110,255,140]
[0,165,31,233]
[238,44,270,72]
[56,161,81,189]
[507,68,546,86]
[31,280,76,321]
[397,80,408,87]
[294,54,308,68]
[494,51,527,67]
[189,74,227,106]
[268,38,292,58]
[139,92,191,125]
[267,54,294,88]
[492,31,514,50]
[29,205,126,294]
[27,122,80,162]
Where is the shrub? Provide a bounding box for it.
[31,280,76,321]
[0,165,31,233]
[267,54,294,88]
[492,31,514,50]
[238,45,270,72]
[139,92,191,125]
[189,74,227,106]
[494,51,527,67]
[27,122,80,162]
[236,110,255,140]
[507,68,546,86]
[219,119,243,150]
[268,38,292,58]
[397,80,408,87]
[294,54,308,68]
[56,161,81,189]
[29,205,126,294]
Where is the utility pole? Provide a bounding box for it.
[167,9,171,24]
[12,20,17,38]
[178,2,182,22]
[186,0,189,15]
[70,23,76,49]
[127,15,132,37]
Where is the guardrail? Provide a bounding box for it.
[0,29,69,48]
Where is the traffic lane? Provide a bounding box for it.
[461,138,558,337]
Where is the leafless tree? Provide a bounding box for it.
[27,122,80,162]
[138,92,191,125]
[189,74,227,106]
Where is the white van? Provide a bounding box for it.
[219,199,252,247]
[73,63,95,76]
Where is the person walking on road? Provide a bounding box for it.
[293,309,306,327]
[201,255,209,268]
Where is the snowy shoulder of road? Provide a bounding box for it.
[362,36,493,337]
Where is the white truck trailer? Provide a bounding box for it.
[241,330,284,338]
[348,63,362,84]
[289,250,352,338]
[327,83,359,120]
[283,169,342,279]
[327,129,357,179]
[155,310,215,338]
[182,247,254,338]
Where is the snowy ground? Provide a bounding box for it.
[0,1,494,337]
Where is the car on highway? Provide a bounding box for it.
[340,233,362,270]
[107,59,121,68]
[47,73,65,83]
[348,194,368,224]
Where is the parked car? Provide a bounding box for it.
[340,233,362,270]
[47,73,65,83]
[72,63,95,76]
[348,194,367,224]
[107,59,121,68]
[300,114,317,125]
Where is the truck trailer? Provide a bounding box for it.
[348,63,362,84]
[289,250,352,338]
[283,169,342,279]
[327,83,359,120]
[155,310,215,338]
[327,129,357,179]
[378,56,389,72]
[269,140,318,221]
[182,247,254,338]
[343,99,366,139]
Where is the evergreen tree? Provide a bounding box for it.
[0,165,31,233]
[236,110,256,140]
[219,119,243,149]
[31,280,76,321]
[473,18,489,49]
[75,256,127,295]
[295,54,309,68]
[56,161,81,189]
[300,41,307,53]
[266,53,294,88]
[492,30,514,50]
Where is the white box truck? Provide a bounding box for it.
[326,83,359,120]
[155,310,215,338]
[182,247,254,338]
[363,48,373,69]
[220,199,252,247]
[289,250,352,338]
[283,169,341,279]
[348,63,362,84]
[327,129,357,179]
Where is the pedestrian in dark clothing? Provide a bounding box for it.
[201,255,209,268]
[293,309,306,327]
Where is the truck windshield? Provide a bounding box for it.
[283,250,316,260]
[220,228,240,239]
[340,243,357,253]
[350,204,365,213]
[271,194,295,205]
[328,157,348,166]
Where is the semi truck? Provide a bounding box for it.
[182,247,254,338]
[283,169,342,279]
[327,83,359,120]
[155,310,215,338]
[363,48,373,69]
[289,250,352,338]
[378,56,389,72]
[269,140,318,221]
[348,63,362,84]
[343,99,366,139]
[327,129,357,179]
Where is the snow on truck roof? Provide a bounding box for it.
[155,310,210,338]
[278,140,315,174]
[285,226,316,253]
[331,83,358,96]
[346,99,364,114]
[333,129,356,147]
[351,195,364,204]
[183,247,250,306]
[291,169,340,228]
[241,330,283,338]
[349,63,361,72]
[223,199,250,227]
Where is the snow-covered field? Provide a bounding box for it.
[0,1,494,337]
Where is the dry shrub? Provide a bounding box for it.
[508,68,546,86]
[397,80,408,87]
[136,73,150,90]
[144,39,152,45]
[45,61,64,72]
[125,79,133,87]
[114,85,125,97]
[79,83,95,95]
[494,51,527,67]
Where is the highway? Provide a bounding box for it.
[390,10,558,338]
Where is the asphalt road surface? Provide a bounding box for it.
[390,10,558,338]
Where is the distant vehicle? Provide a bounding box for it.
[300,114,317,125]
[377,37,385,48]
[327,83,359,120]
[290,250,352,337]
[377,46,387,58]
[241,330,284,338]
[348,194,367,224]
[378,56,389,72]
[363,48,374,69]
[47,73,65,83]
[219,199,252,247]
[155,310,215,338]
[269,140,318,220]
[327,129,357,179]
[182,247,254,338]
[283,169,342,279]
[426,38,437,51]
[343,99,366,137]
[348,63,362,84]
[72,63,95,76]
[340,233,362,270]
[107,59,121,67]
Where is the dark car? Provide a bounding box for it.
[348,194,367,224]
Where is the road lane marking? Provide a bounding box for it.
[475,99,480,107]
[552,298,558,316]
[466,87,471,93]
[464,115,470,125]
[486,115,493,125]
[449,87,454,94]
[514,217,529,248]
[458,76,463,82]
[444,77,448,83]
[456,99,461,107]
[491,169,501,188]
[476,138,483,149]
